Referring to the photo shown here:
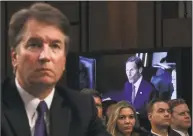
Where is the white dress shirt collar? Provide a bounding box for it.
[172,129,189,136]
[133,76,143,96]
[151,130,168,136]
[15,78,55,120]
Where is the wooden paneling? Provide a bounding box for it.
[88,1,115,51]
[47,2,81,53]
[120,2,138,49]
[88,1,140,51]
[88,1,157,51]
[137,1,155,48]
[155,1,163,48]
[162,1,179,19]
[6,1,38,23]
[163,18,192,47]
[69,25,80,52]
[46,1,80,23]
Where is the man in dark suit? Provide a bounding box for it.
[2,2,111,136]
[80,88,103,119]
[168,99,191,136]
[103,56,155,115]
[147,99,171,136]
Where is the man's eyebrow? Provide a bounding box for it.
[51,40,63,43]
[31,35,63,43]
[174,110,190,113]
[157,108,169,111]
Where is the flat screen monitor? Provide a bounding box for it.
[66,47,191,113]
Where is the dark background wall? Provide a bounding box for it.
[1,1,192,81]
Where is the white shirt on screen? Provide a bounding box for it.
[133,76,143,97]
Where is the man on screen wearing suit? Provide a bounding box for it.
[103,56,155,115]
[123,56,155,113]
[2,2,111,136]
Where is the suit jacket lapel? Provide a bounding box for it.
[49,90,71,136]
[124,82,132,102]
[2,79,31,136]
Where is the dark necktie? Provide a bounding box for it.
[131,84,136,104]
[34,101,48,136]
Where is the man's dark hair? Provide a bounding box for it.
[8,2,70,55]
[168,98,186,113]
[126,56,144,69]
[80,88,102,100]
[147,98,168,113]
[102,100,117,116]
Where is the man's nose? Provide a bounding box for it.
[127,71,131,76]
[39,45,51,63]
[164,111,171,117]
[184,112,191,119]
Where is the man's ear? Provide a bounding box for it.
[11,48,18,69]
[139,67,143,74]
[148,113,152,121]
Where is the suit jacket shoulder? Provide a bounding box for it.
[140,78,154,92]
[54,86,112,136]
[2,79,111,136]
[168,129,181,136]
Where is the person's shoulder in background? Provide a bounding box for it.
[56,86,111,136]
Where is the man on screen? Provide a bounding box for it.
[123,56,155,113]
[103,56,155,115]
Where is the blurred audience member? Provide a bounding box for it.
[102,99,117,124]
[80,88,103,119]
[79,62,90,89]
[147,99,171,136]
[107,100,150,136]
[151,68,174,101]
[168,99,191,136]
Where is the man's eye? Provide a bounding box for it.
[179,112,185,116]
[29,42,42,47]
[51,43,60,49]
[27,38,42,48]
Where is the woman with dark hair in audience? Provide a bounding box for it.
[102,99,117,124]
[106,101,150,136]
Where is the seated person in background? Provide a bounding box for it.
[147,99,171,136]
[102,99,117,124]
[80,88,103,119]
[107,100,151,136]
[151,68,174,100]
[168,99,191,136]
[79,62,90,89]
